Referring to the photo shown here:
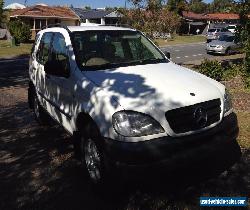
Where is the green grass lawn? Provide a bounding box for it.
[0,40,32,58]
[155,35,206,47]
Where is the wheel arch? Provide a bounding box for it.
[28,80,35,109]
[75,112,102,138]
[73,111,103,159]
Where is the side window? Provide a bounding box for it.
[37,32,53,65]
[31,33,40,56]
[128,39,154,60]
[50,33,69,76]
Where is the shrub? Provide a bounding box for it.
[7,20,31,44]
[223,64,244,81]
[198,59,224,81]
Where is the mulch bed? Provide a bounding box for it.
[222,75,250,112]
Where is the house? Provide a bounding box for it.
[181,11,249,34]
[181,11,207,35]
[9,5,80,39]
[71,8,122,25]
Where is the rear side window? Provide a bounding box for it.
[37,32,53,65]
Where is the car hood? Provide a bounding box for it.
[82,62,225,113]
[209,40,231,46]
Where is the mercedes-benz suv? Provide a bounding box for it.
[28,25,241,187]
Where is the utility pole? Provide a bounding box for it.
[125,0,127,9]
[24,0,27,6]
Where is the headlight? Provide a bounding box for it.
[224,89,233,115]
[216,45,223,49]
[112,111,165,137]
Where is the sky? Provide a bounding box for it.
[4,0,213,8]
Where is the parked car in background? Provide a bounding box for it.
[206,34,241,55]
[206,28,229,43]
[226,25,237,33]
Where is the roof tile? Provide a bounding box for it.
[10,5,79,19]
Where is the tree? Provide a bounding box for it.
[128,0,144,8]
[8,20,31,43]
[0,0,6,28]
[122,1,180,38]
[189,0,207,13]
[234,0,250,86]
[208,0,234,13]
[167,0,188,15]
[84,6,91,10]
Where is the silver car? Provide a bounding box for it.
[206,34,240,55]
[206,28,229,42]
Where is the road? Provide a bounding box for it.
[161,42,215,64]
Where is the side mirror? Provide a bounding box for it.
[44,59,70,78]
[164,51,171,59]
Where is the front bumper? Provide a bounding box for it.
[103,113,241,176]
[206,48,226,54]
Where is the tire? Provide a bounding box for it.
[79,123,108,190]
[225,47,231,55]
[33,93,49,125]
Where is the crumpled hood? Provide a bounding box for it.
[83,62,224,111]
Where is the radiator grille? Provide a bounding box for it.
[165,99,221,134]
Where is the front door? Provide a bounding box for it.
[45,32,73,130]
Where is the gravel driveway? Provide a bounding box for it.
[0,57,249,210]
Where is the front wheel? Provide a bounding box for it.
[225,47,231,55]
[80,131,108,189]
[33,93,49,125]
[84,138,103,183]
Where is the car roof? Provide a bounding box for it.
[68,26,136,32]
[37,25,137,38]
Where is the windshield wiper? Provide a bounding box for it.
[81,58,167,71]
[140,58,167,64]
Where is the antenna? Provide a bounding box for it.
[24,0,27,6]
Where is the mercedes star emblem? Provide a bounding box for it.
[193,107,207,128]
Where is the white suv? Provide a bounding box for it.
[28,25,241,187]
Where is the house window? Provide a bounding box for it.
[35,19,41,29]
[35,19,47,30]
[89,19,101,24]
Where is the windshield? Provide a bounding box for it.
[218,35,235,42]
[72,30,168,70]
[227,26,236,29]
[208,29,216,32]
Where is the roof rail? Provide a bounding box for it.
[102,23,132,28]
